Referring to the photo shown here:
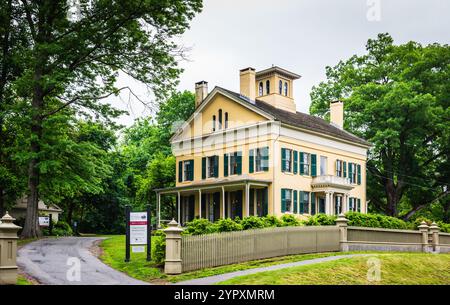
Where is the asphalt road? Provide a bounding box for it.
[17,237,149,285]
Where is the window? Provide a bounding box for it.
[207,156,218,178]
[348,197,359,212]
[218,109,223,130]
[259,82,263,96]
[301,152,310,175]
[225,112,229,129]
[281,189,293,213]
[279,80,282,94]
[250,147,269,173]
[212,115,216,132]
[281,148,292,172]
[335,196,342,214]
[182,160,193,182]
[284,82,288,96]
[335,159,346,177]
[266,80,270,95]
[348,162,358,184]
[320,156,327,176]
[300,191,310,214]
[226,152,242,176]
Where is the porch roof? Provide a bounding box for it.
[154,177,272,195]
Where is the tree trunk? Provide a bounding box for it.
[0,188,4,217]
[66,200,75,225]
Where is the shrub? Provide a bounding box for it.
[303,214,336,226]
[152,230,166,265]
[262,215,283,227]
[48,221,73,237]
[184,218,217,235]
[215,218,243,232]
[345,212,409,230]
[280,214,300,226]
[437,221,450,233]
[240,216,268,230]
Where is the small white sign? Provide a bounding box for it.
[130,212,148,245]
[39,216,50,227]
[132,246,145,253]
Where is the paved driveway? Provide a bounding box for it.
[17,237,149,285]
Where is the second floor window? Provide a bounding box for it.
[259,82,263,96]
[224,152,242,176]
[250,147,269,173]
[281,148,292,172]
[207,156,218,178]
[348,162,357,184]
[266,80,270,95]
[179,160,194,182]
[300,152,310,175]
[320,156,327,176]
[336,159,346,177]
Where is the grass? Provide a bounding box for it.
[99,235,359,283]
[218,253,450,285]
[16,274,34,285]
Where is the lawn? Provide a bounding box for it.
[99,235,357,283]
[218,253,450,285]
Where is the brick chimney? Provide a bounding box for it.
[195,81,208,107]
[330,100,344,129]
[239,67,256,101]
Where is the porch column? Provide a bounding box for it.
[198,189,202,218]
[325,191,330,215]
[177,191,181,224]
[342,193,348,213]
[157,192,161,228]
[245,183,250,217]
[222,186,226,219]
[329,191,335,215]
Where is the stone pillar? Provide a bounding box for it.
[164,219,183,274]
[418,221,430,253]
[429,222,440,253]
[335,213,349,252]
[0,211,22,285]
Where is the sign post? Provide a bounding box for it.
[125,205,131,262]
[49,214,53,235]
[125,205,151,262]
[147,204,151,261]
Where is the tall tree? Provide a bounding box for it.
[309,33,449,219]
[9,0,202,237]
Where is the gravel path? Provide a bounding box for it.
[17,237,149,285]
[176,254,369,285]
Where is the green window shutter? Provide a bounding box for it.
[214,155,219,177]
[311,192,316,215]
[300,191,305,214]
[281,148,286,171]
[223,154,228,177]
[189,160,194,180]
[178,161,183,182]
[343,161,347,178]
[263,187,268,215]
[299,152,305,175]
[357,164,361,185]
[249,149,254,173]
[293,151,298,174]
[357,198,361,212]
[311,154,317,177]
[281,189,286,213]
[293,190,298,213]
[348,197,352,211]
[237,152,242,175]
[202,157,206,179]
[262,146,269,171]
[348,163,352,183]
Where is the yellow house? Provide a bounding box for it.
[156,66,371,226]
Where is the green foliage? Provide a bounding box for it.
[47,221,73,237]
[303,214,336,226]
[240,216,268,230]
[184,218,218,235]
[215,218,243,232]
[151,230,166,265]
[345,212,410,230]
[309,33,450,219]
[262,215,283,227]
[280,214,301,226]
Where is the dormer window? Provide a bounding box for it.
[212,115,216,132]
[279,80,282,94]
[218,109,223,130]
[225,112,229,129]
[259,82,263,96]
[284,82,288,96]
[266,80,270,94]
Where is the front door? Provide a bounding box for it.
[229,190,243,219]
[255,188,268,217]
[318,197,325,214]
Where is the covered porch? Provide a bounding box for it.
[155,178,271,227]
[311,175,354,215]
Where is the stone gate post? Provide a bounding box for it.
[418,221,430,253]
[164,219,183,274]
[0,212,22,285]
[429,222,440,253]
[336,213,349,252]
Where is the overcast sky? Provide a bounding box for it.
[112,0,450,127]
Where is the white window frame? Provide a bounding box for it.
[320,156,327,176]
